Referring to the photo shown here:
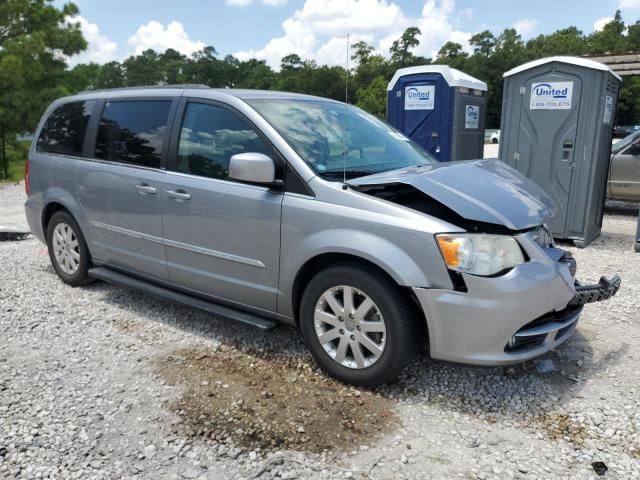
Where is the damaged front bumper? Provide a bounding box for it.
[413,234,621,366]
[570,276,621,307]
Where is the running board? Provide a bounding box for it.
[88,267,278,330]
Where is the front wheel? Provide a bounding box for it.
[46,211,92,286]
[299,264,422,386]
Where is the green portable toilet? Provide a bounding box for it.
[499,56,621,247]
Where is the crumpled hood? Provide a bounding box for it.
[349,159,556,230]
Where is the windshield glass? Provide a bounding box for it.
[247,99,437,179]
[611,129,640,154]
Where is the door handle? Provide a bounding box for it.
[135,183,157,195]
[166,189,191,201]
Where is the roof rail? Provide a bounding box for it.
[78,84,211,94]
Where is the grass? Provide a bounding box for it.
[1,140,30,182]
[7,157,27,182]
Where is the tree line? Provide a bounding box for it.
[1,1,639,179]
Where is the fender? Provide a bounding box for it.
[40,185,97,254]
[278,228,444,318]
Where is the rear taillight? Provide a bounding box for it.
[25,158,30,195]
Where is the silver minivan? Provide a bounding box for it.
[25,86,620,386]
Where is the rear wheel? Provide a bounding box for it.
[46,211,91,286]
[300,264,421,386]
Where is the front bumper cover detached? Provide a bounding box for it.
[570,275,621,307]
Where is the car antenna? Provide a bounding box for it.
[343,33,350,188]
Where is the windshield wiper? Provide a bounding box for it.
[319,170,377,180]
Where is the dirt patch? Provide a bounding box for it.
[156,346,398,453]
[538,412,587,446]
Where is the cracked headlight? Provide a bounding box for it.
[435,234,525,276]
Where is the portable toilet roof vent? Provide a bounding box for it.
[387,65,489,92]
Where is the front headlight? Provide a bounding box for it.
[435,234,525,276]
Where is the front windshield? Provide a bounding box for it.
[247,99,437,179]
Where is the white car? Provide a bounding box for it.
[490,130,500,144]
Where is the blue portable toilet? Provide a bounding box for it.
[387,65,488,161]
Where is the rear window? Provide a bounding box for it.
[36,101,95,156]
[95,100,172,168]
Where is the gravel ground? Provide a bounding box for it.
[1,181,639,480]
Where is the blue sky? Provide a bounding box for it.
[58,0,640,67]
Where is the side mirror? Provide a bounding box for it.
[629,143,640,156]
[228,152,281,188]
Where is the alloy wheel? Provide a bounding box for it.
[313,285,387,369]
[52,222,81,275]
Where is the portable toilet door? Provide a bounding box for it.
[500,56,620,246]
[387,65,488,161]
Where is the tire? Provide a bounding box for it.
[491,138,499,144]
[46,211,92,286]
[299,263,422,386]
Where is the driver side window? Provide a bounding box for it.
[177,103,272,180]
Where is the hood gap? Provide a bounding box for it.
[353,182,524,235]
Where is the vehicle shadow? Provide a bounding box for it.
[89,279,622,421]
[604,200,638,216]
[389,329,626,417]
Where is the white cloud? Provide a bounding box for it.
[66,15,118,65]
[293,0,406,35]
[594,16,615,32]
[235,0,407,67]
[317,34,374,66]
[618,0,640,10]
[128,21,206,56]
[262,0,289,5]
[513,18,539,38]
[413,0,473,57]
[234,0,472,68]
[226,0,252,5]
[456,7,473,23]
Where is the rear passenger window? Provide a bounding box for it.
[177,103,272,180]
[36,101,95,156]
[95,100,171,168]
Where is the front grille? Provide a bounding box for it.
[556,323,575,340]
[505,333,547,352]
[518,305,581,331]
[504,305,581,353]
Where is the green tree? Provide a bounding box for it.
[160,48,188,84]
[235,59,276,90]
[469,30,496,57]
[280,54,304,71]
[526,27,586,57]
[0,0,86,178]
[435,41,469,70]
[123,49,164,86]
[390,27,422,67]
[65,62,101,92]
[351,53,389,102]
[356,76,387,118]
[351,40,375,65]
[588,10,627,53]
[95,61,126,89]
[185,47,222,86]
[626,20,640,50]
